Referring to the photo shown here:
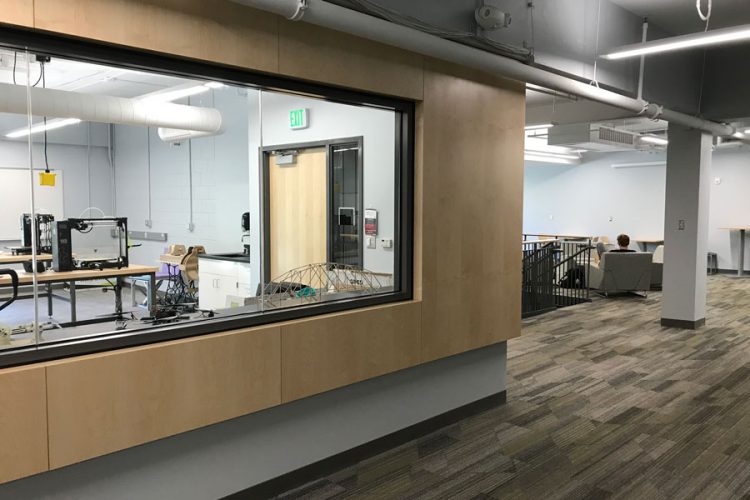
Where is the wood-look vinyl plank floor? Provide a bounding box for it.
[276,275,750,499]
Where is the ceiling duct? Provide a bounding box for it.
[230,0,735,137]
[548,123,639,152]
[0,82,223,137]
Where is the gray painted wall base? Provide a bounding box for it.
[0,342,507,500]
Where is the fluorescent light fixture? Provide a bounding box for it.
[524,149,580,160]
[611,161,666,169]
[602,24,750,60]
[525,123,553,131]
[5,118,82,139]
[524,153,577,165]
[204,82,224,89]
[640,135,668,146]
[141,85,211,103]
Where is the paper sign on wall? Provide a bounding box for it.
[365,208,378,236]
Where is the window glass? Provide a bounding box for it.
[258,90,396,311]
[0,44,407,357]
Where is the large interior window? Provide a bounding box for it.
[0,35,412,365]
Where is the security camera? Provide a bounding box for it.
[475,5,511,30]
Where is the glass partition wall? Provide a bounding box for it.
[0,36,412,365]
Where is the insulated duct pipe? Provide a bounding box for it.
[232,0,734,137]
[0,82,224,134]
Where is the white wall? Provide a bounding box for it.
[0,122,113,243]
[524,146,750,270]
[115,86,252,273]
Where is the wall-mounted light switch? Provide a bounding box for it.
[678,220,686,230]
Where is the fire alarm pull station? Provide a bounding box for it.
[365,209,378,249]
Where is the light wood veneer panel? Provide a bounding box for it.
[46,326,281,469]
[278,19,424,100]
[0,0,33,27]
[420,59,524,362]
[281,301,421,402]
[0,365,48,483]
[33,0,278,73]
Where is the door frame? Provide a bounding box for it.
[261,136,364,284]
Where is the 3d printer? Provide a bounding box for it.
[52,217,129,272]
[11,213,54,255]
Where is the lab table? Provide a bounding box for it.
[0,264,159,324]
[0,253,53,265]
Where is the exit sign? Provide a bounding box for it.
[289,108,308,130]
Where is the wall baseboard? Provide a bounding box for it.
[222,391,507,500]
[661,317,705,329]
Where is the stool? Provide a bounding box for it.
[707,252,719,275]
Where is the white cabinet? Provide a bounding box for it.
[198,258,254,310]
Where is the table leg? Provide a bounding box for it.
[147,273,156,315]
[69,281,76,323]
[47,283,52,317]
[115,277,123,316]
[740,230,746,277]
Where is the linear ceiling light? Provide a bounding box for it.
[525,123,553,131]
[524,149,580,160]
[640,135,668,146]
[602,24,750,60]
[524,153,578,165]
[5,118,82,138]
[141,82,224,103]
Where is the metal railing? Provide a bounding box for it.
[522,238,592,318]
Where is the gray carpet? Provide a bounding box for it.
[277,275,750,499]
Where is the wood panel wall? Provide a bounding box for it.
[420,59,525,362]
[0,0,524,483]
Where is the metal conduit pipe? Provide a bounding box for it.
[232,0,735,137]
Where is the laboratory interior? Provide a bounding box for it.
[0,50,399,348]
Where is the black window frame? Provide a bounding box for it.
[0,26,414,369]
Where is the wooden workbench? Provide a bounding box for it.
[0,253,52,265]
[0,264,159,324]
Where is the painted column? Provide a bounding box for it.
[661,125,712,329]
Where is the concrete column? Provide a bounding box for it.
[661,125,712,329]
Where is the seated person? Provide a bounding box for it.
[610,234,636,253]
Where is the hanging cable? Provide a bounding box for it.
[696,0,711,27]
[41,62,51,174]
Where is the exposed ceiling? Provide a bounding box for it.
[0,50,192,98]
[610,0,750,35]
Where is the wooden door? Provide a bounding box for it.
[268,147,327,284]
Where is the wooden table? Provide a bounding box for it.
[720,227,750,277]
[0,264,158,324]
[0,253,52,265]
[523,233,591,242]
[634,238,664,252]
